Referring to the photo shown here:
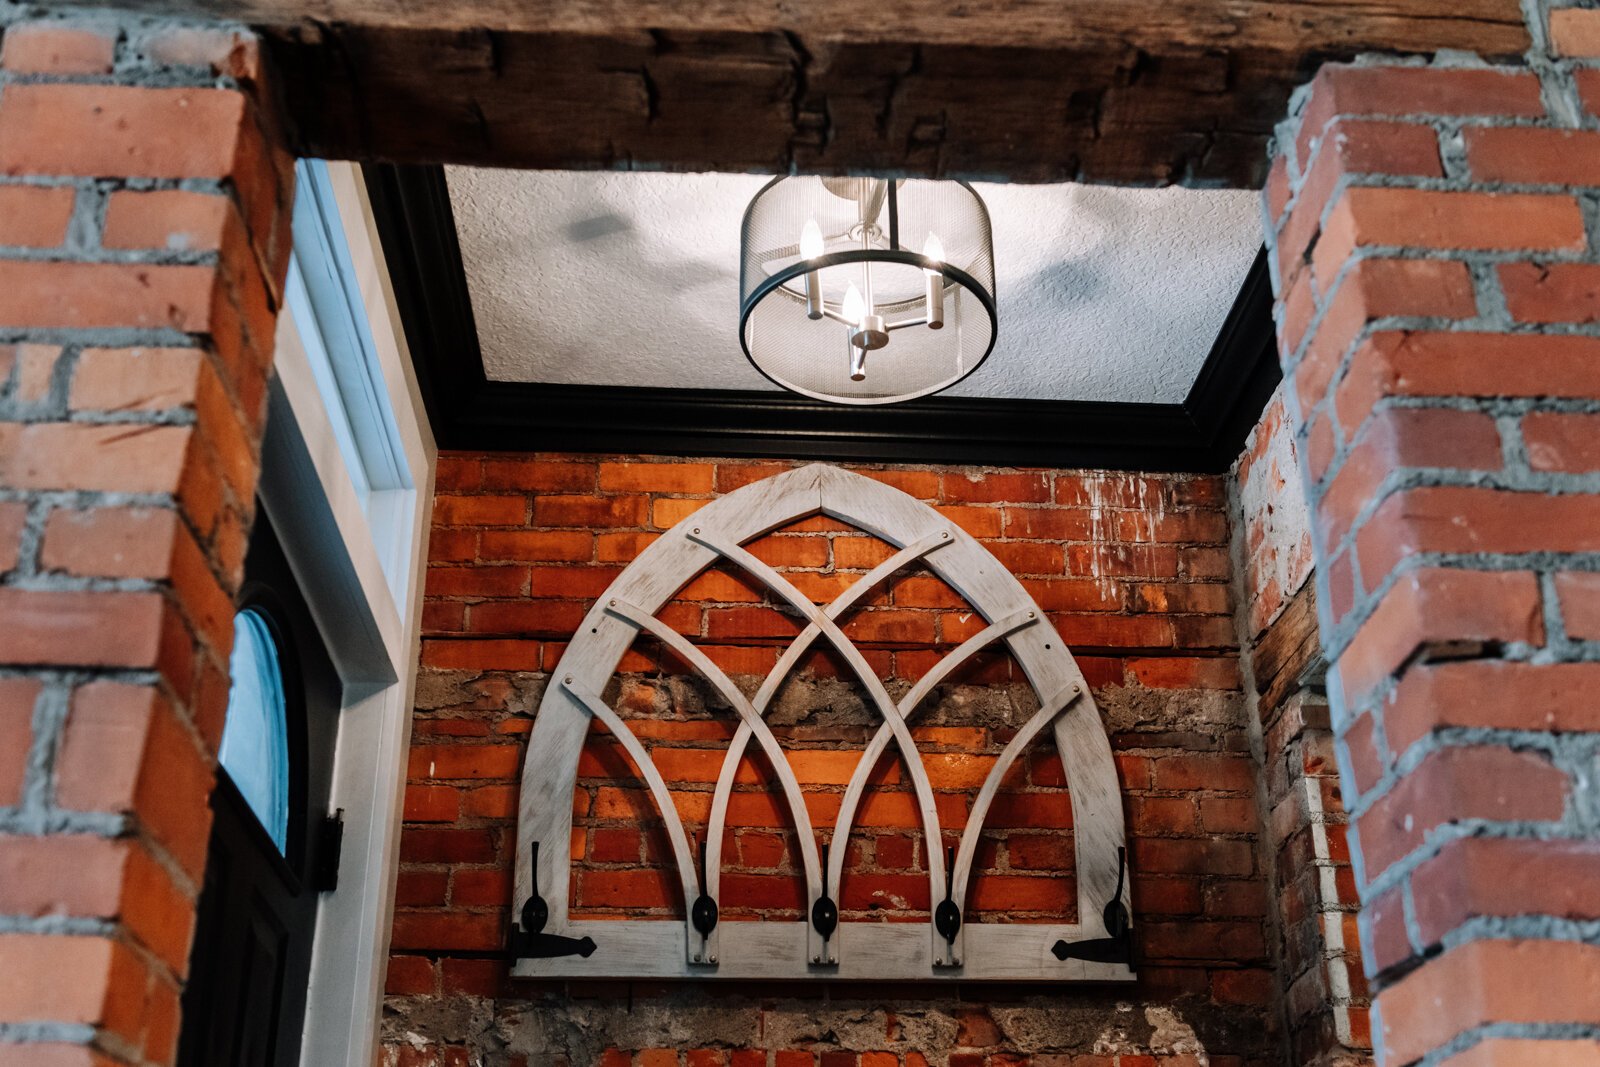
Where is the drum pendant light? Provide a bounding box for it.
[739,177,998,406]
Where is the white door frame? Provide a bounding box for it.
[253,160,435,1067]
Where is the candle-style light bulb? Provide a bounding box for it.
[800,218,825,260]
[842,283,864,326]
[923,233,946,330]
[800,218,825,320]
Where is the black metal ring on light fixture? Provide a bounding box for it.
[737,249,1000,407]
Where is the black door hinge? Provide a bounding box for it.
[313,809,344,892]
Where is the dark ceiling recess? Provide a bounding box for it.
[365,164,1280,473]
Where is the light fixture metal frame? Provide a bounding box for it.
[737,178,999,407]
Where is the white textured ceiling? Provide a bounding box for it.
[448,167,1261,404]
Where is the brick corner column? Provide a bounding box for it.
[0,9,294,1066]
[1263,5,1600,1065]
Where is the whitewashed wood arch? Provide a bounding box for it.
[513,463,1133,982]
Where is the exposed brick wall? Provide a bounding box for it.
[1234,388,1315,644]
[1265,4,1600,1061]
[1232,391,1366,1067]
[0,10,291,1066]
[384,454,1286,1066]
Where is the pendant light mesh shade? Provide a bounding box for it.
[739,177,997,405]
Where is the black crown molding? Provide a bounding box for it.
[364,164,1278,473]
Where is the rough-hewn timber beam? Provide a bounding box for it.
[115,1,1528,185]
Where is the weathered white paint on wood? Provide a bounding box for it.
[513,463,1131,981]
[511,919,1132,982]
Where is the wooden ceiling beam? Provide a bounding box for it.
[116,0,1528,185]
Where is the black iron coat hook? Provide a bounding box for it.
[508,841,597,961]
[1051,847,1133,968]
[811,841,839,958]
[934,845,962,945]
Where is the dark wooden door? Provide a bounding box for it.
[177,509,341,1067]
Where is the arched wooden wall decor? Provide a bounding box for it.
[511,464,1134,982]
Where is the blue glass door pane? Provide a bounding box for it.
[218,608,291,852]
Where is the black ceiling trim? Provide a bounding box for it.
[364,164,1278,474]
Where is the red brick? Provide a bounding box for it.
[1337,568,1543,705]
[1551,6,1600,57]
[1294,66,1544,169]
[69,347,204,412]
[1337,332,1600,434]
[1411,837,1600,946]
[941,470,1049,504]
[112,195,241,263]
[1279,118,1444,285]
[844,609,937,645]
[404,785,460,823]
[0,934,145,1034]
[451,868,511,907]
[388,912,502,952]
[433,455,481,491]
[1148,754,1256,794]
[0,24,115,73]
[1524,412,1600,473]
[1316,406,1502,550]
[434,495,527,526]
[1438,1038,1600,1067]
[1500,262,1600,325]
[385,956,436,995]
[428,529,476,564]
[1126,657,1240,690]
[598,461,714,494]
[534,494,648,528]
[1356,746,1568,880]
[0,185,75,247]
[0,677,39,806]
[705,606,803,640]
[1130,838,1254,877]
[1316,188,1585,276]
[461,785,517,819]
[1295,257,1478,408]
[419,638,539,671]
[578,868,679,910]
[0,501,24,577]
[0,588,166,669]
[408,744,522,782]
[0,258,219,330]
[1,422,195,496]
[0,84,251,178]
[1465,125,1600,186]
[986,540,1064,575]
[399,828,500,865]
[425,565,529,599]
[481,457,595,491]
[55,683,214,882]
[468,599,587,635]
[935,505,1002,539]
[653,497,707,528]
[1211,969,1275,1006]
[39,507,180,579]
[598,531,660,562]
[1378,941,1600,1066]
[1141,920,1265,961]
[1383,659,1600,755]
[1198,797,1259,835]
[394,871,449,907]
[744,534,829,569]
[1359,489,1600,589]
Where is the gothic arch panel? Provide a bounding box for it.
[511,464,1133,981]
